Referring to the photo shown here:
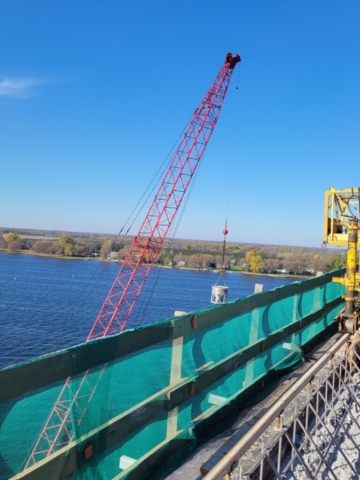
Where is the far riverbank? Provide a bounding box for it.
[0,248,312,280]
[1,228,345,277]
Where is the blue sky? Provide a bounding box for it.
[1,1,359,247]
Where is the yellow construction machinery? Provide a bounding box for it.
[324,187,360,333]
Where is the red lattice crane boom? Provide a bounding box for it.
[88,52,241,339]
[25,52,241,469]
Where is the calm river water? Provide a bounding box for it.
[0,252,296,369]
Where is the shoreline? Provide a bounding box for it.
[0,249,312,279]
[0,249,98,261]
[238,270,306,279]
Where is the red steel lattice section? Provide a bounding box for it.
[24,53,241,469]
[88,54,240,339]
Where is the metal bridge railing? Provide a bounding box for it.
[203,333,360,480]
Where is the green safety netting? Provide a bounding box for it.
[0,269,345,480]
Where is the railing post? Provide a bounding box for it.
[167,336,183,439]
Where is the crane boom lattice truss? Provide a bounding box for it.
[88,54,240,339]
[25,53,240,469]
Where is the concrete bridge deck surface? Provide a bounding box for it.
[161,334,343,480]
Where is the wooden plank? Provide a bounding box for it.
[171,273,344,339]
[169,336,183,386]
[9,381,186,480]
[112,432,188,480]
[0,351,73,403]
[0,322,171,403]
[254,284,264,293]
[162,298,343,420]
[167,407,179,440]
[165,297,341,411]
[167,336,183,439]
[244,307,261,387]
[192,350,298,425]
[185,296,343,395]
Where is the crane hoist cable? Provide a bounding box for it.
[212,69,240,299]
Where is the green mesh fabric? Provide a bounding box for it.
[0,269,345,480]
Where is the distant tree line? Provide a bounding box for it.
[0,232,124,260]
[116,241,347,275]
[0,229,347,276]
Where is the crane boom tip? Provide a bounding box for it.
[225,53,241,68]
